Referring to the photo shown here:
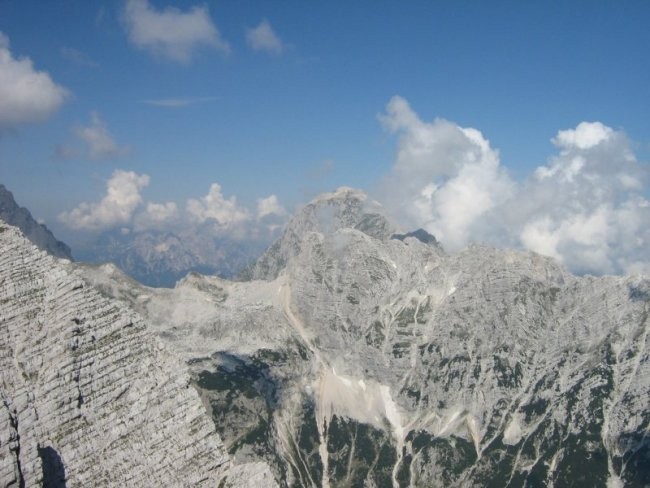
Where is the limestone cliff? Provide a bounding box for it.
[0,221,277,487]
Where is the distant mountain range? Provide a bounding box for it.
[76,225,268,287]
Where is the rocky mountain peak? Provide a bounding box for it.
[241,187,398,280]
[391,228,440,247]
[307,186,368,206]
[0,184,72,260]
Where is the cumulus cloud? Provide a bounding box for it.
[123,0,230,63]
[59,112,127,160]
[0,31,68,131]
[380,96,650,275]
[246,19,284,55]
[553,121,613,150]
[186,183,250,227]
[60,171,289,239]
[257,194,286,219]
[133,201,179,231]
[500,121,649,275]
[379,96,514,251]
[60,172,289,255]
[59,170,150,231]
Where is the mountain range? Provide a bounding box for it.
[0,182,267,286]
[1,185,648,487]
[76,225,268,287]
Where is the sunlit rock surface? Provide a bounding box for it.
[241,187,396,281]
[0,221,277,487]
[82,188,649,487]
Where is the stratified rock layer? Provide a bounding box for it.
[0,222,277,487]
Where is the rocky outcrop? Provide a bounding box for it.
[86,187,650,487]
[0,221,277,487]
[0,184,72,260]
[241,187,396,281]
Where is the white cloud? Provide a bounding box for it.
[519,217,562,261]
[504,123,649,275]
[145,201,178,221]
[379,95,514,251]
[141,96,217,108]
[380,96,650,275]
[64,112,127,160]
[134,201,179,231]
[519,208,612,272]
[123,0,230,63]
[246,19,284,55]
[257,194,286,219]
[59,173,288,246]
[553,121,613,150]
[59,170,150,231]
[186,183,250,227]
[0,31,68,131]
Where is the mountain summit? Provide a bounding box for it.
[0,184,72,260]
[242,187,396,280]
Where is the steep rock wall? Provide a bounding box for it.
[0,222,276,487]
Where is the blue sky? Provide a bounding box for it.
[1,0,649,274]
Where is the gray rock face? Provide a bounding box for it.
[0,221,277,487]
[84,187,650,487]
[241,187,396,281]
[0,184,72,260]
